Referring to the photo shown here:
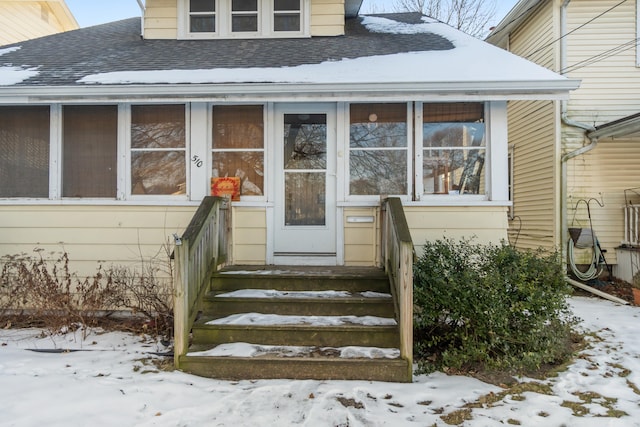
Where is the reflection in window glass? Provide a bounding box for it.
[285,172,325,226]
[284,114,326,170]
[212,105,264,196]
[0,106,49,198]
[190,0,216,32]
[422,103,485,195]
[349,103,407,195]
[274,0,300,31]
[231,0,258,32]
[131,105,186,195]
[283,113,327,226]
[63,105,117,198]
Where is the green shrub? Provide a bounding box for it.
[413,238,576,374]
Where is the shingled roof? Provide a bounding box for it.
[0,13,454,87]
[0,12,580,100]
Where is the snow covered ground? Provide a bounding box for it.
[1,296,640,427]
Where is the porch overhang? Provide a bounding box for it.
[588,112,640,140]
[0,79,581,104]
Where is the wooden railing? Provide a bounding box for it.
[624,204,640,247]
[381,197,414,381]
[173,196,230,365]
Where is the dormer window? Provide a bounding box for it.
[179,0,307,39]
[274,0,301,32]
[190,0,216,33]
[231,0,259,32]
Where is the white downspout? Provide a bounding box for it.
[137,0,146,38]
[558,0,626,303]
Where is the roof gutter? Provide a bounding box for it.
[0,80,580,103]
[587,113,640,139]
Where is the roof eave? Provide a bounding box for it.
[588,113,640,139]
[48,0,80,31]
[486,0,544,48]
[0,80,581,103]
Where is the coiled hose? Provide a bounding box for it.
[567,227,603,281]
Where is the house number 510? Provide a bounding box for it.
[192,155,203,168]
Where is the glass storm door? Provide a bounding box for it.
[274,104,336,262]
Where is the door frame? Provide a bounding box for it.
[267,102,343,266]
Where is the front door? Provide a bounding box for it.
[273,104,337,264]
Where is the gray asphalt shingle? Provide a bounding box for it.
[0,13,454,86]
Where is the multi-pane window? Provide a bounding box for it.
[231,0,258,32]
[184,0,303,37]
[62,105,117,198]
[274,0,301,32]
[422,103,485,195]
[349,103,408,196]
[190,0,216,33]
[131,105,187,196]
[0,106,50,198]
[212,105,264,196]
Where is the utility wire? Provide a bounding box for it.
[525,0,628,60]
[561,37,639,74]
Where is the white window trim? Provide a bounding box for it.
[178,0,309,39]
[508,143,515,220]
[637,0,640,67]
[344,102,413,203]
[49,104,62,200]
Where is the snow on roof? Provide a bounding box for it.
[77,16,567,86]
[0,47,39,85]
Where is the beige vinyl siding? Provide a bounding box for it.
[0,205,195,278]
[565,0,640,124]
[343,207,378,266]
[504,1,560,252]
[0,2,78,45]
[405,206,508,257]
[231,207,267,265]
[507,100,559,251]
[144,0,178,39]
[311,0,344,36]
[566,138,640,265]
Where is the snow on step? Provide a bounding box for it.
[215,289,392,299]
[187,342,401,359]
[206,313,397,326]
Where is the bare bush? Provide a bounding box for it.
[0,248,174,340]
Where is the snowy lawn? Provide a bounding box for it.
[1,296,640,427]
